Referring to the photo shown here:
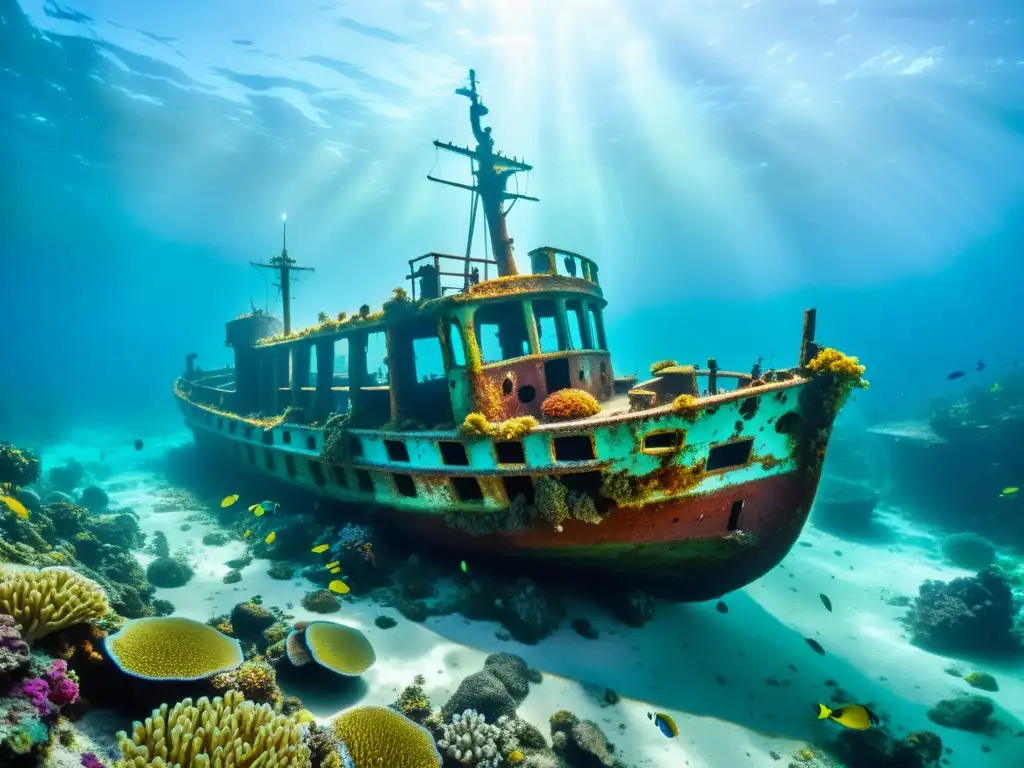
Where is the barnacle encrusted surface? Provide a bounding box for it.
[0,565,110,643]
[105,616,243,681]
[113,689,310,768]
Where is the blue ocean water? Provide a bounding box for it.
[2,2,1024,767]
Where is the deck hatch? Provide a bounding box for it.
[309,460,326,487]
[393,473,417,497]
[553,435,596,462]
[439,441,470,466]
[385,440,410,463]
[707,438,754,472]
[451,476,484,502]
[495,441,526,465]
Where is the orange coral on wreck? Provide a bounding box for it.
[541,389,601,420]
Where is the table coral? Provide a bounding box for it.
[303,621,376,677]
[114,689,310,768]
[0,566,110,643]
[104,616,243,681]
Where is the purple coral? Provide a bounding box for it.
[21,677,54,716]
[0,613,31,674]
[81,753,103,768]
[18,658,79,715]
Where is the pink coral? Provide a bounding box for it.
[50,675,78,706]
[21,677,54,716]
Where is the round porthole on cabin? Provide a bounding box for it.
[775,411,802,434]
[517,385,536,403]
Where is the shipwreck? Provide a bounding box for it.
[175,69,867,600]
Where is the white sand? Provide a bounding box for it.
[33,434,1024,767]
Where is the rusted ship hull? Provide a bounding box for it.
[176,369,840,600]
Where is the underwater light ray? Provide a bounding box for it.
[608,9,796,288]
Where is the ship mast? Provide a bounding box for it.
[428,69,539,279]
[251,214,314,335]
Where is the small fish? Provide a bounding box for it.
[259,500,280,513]
[947,371,965,380]
[1001,487,1019,498]
[265,531,276,545]
[991,382,1002,393]
[646,711,679,738]
[817,703,879,730]
[330,567,342,574]
[715,601,728,614]
[805,638,826,655]
[134,438,144,450]
[328,579,350,595]
[325,561,340,569]
[0,495,29,519]
[976,360,986,372]
[460,560,468,573]
[242,529,251,538]
[820,593,832,612]
[311,544,330,553]
[221,494,239,508]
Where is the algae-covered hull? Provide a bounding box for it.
[177,370,839,601]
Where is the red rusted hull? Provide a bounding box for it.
[388,471,819,600]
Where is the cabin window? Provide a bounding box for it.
[308,461,326,487]
[555,251,583,278]
[413,337,446,382]
[565,300,590,349]
[447,320,467,367]
[331,337,350,413]
[728,499,744,531]
[385,440,410,463]
[282,430,292,445]
[451,476,484,503]
[366,331,389,386]
[642,430,682,454]
[553,435,596,462]
[707,438,754,471]
[285,454,298,478]
[228,421,237,435]
[306,435,317,451]
[475,301,530,363]
[533,299,566,353]
[332,466,349,488]
[261,431,274,446]
[246,445,256,465]
[439,441,469,466]
[393,473,417,497]
[355,469,375,494]
[264,450,276,471]
[390,316,456,428]
[495,441,526,464]
[502,475,534,505]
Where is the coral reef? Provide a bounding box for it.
[533,477,602,533]
[0,613,31,674]
[104,616,243,681]
[332,705,441,768]
[393,674,432,725]
[440,653,540,724]
[0,567,110,643]
[302,589,341,614]
[77,486,109,512]
[903,568,1019,653]
[540,390,600,420]
[299,621,376,677]
[0,443,41,488]
[211,659,282,707]
[436,709,517,768]
[549,710,625,768]
[939,532,996,570]
[114,690,310,767]
[926,695,995,732]
[963,671,998,691]
[145,556,194,589]
[649,360,676,375]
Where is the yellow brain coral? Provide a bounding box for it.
[304,621,376,677]
[114,689,310,768]
[0,566,110,643]
[541,389,601,420]
[332,706,441,768]
[807,348,869,388]
[105,616,243,681]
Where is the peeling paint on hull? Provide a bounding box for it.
[387,471,819,600]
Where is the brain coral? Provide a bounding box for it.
[0,566,110,643]
[303,621,376,677]
[114,689,310,768]
[332,706,441,768]
[104,616,243,681]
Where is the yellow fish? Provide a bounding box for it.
[325,561,340,569]
[1000,487,1019,497]
[817,703,878,731]
[991,381,1002,393]
[253,505,266,517]
[311,544,330,553]
[220,494,239,508]
[328,579,350,594]
[265,531,276,545]
[243,529,251,538]
[0,495,29,520]
[330,567,342,574]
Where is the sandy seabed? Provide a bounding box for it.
[41,430,1024,768]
